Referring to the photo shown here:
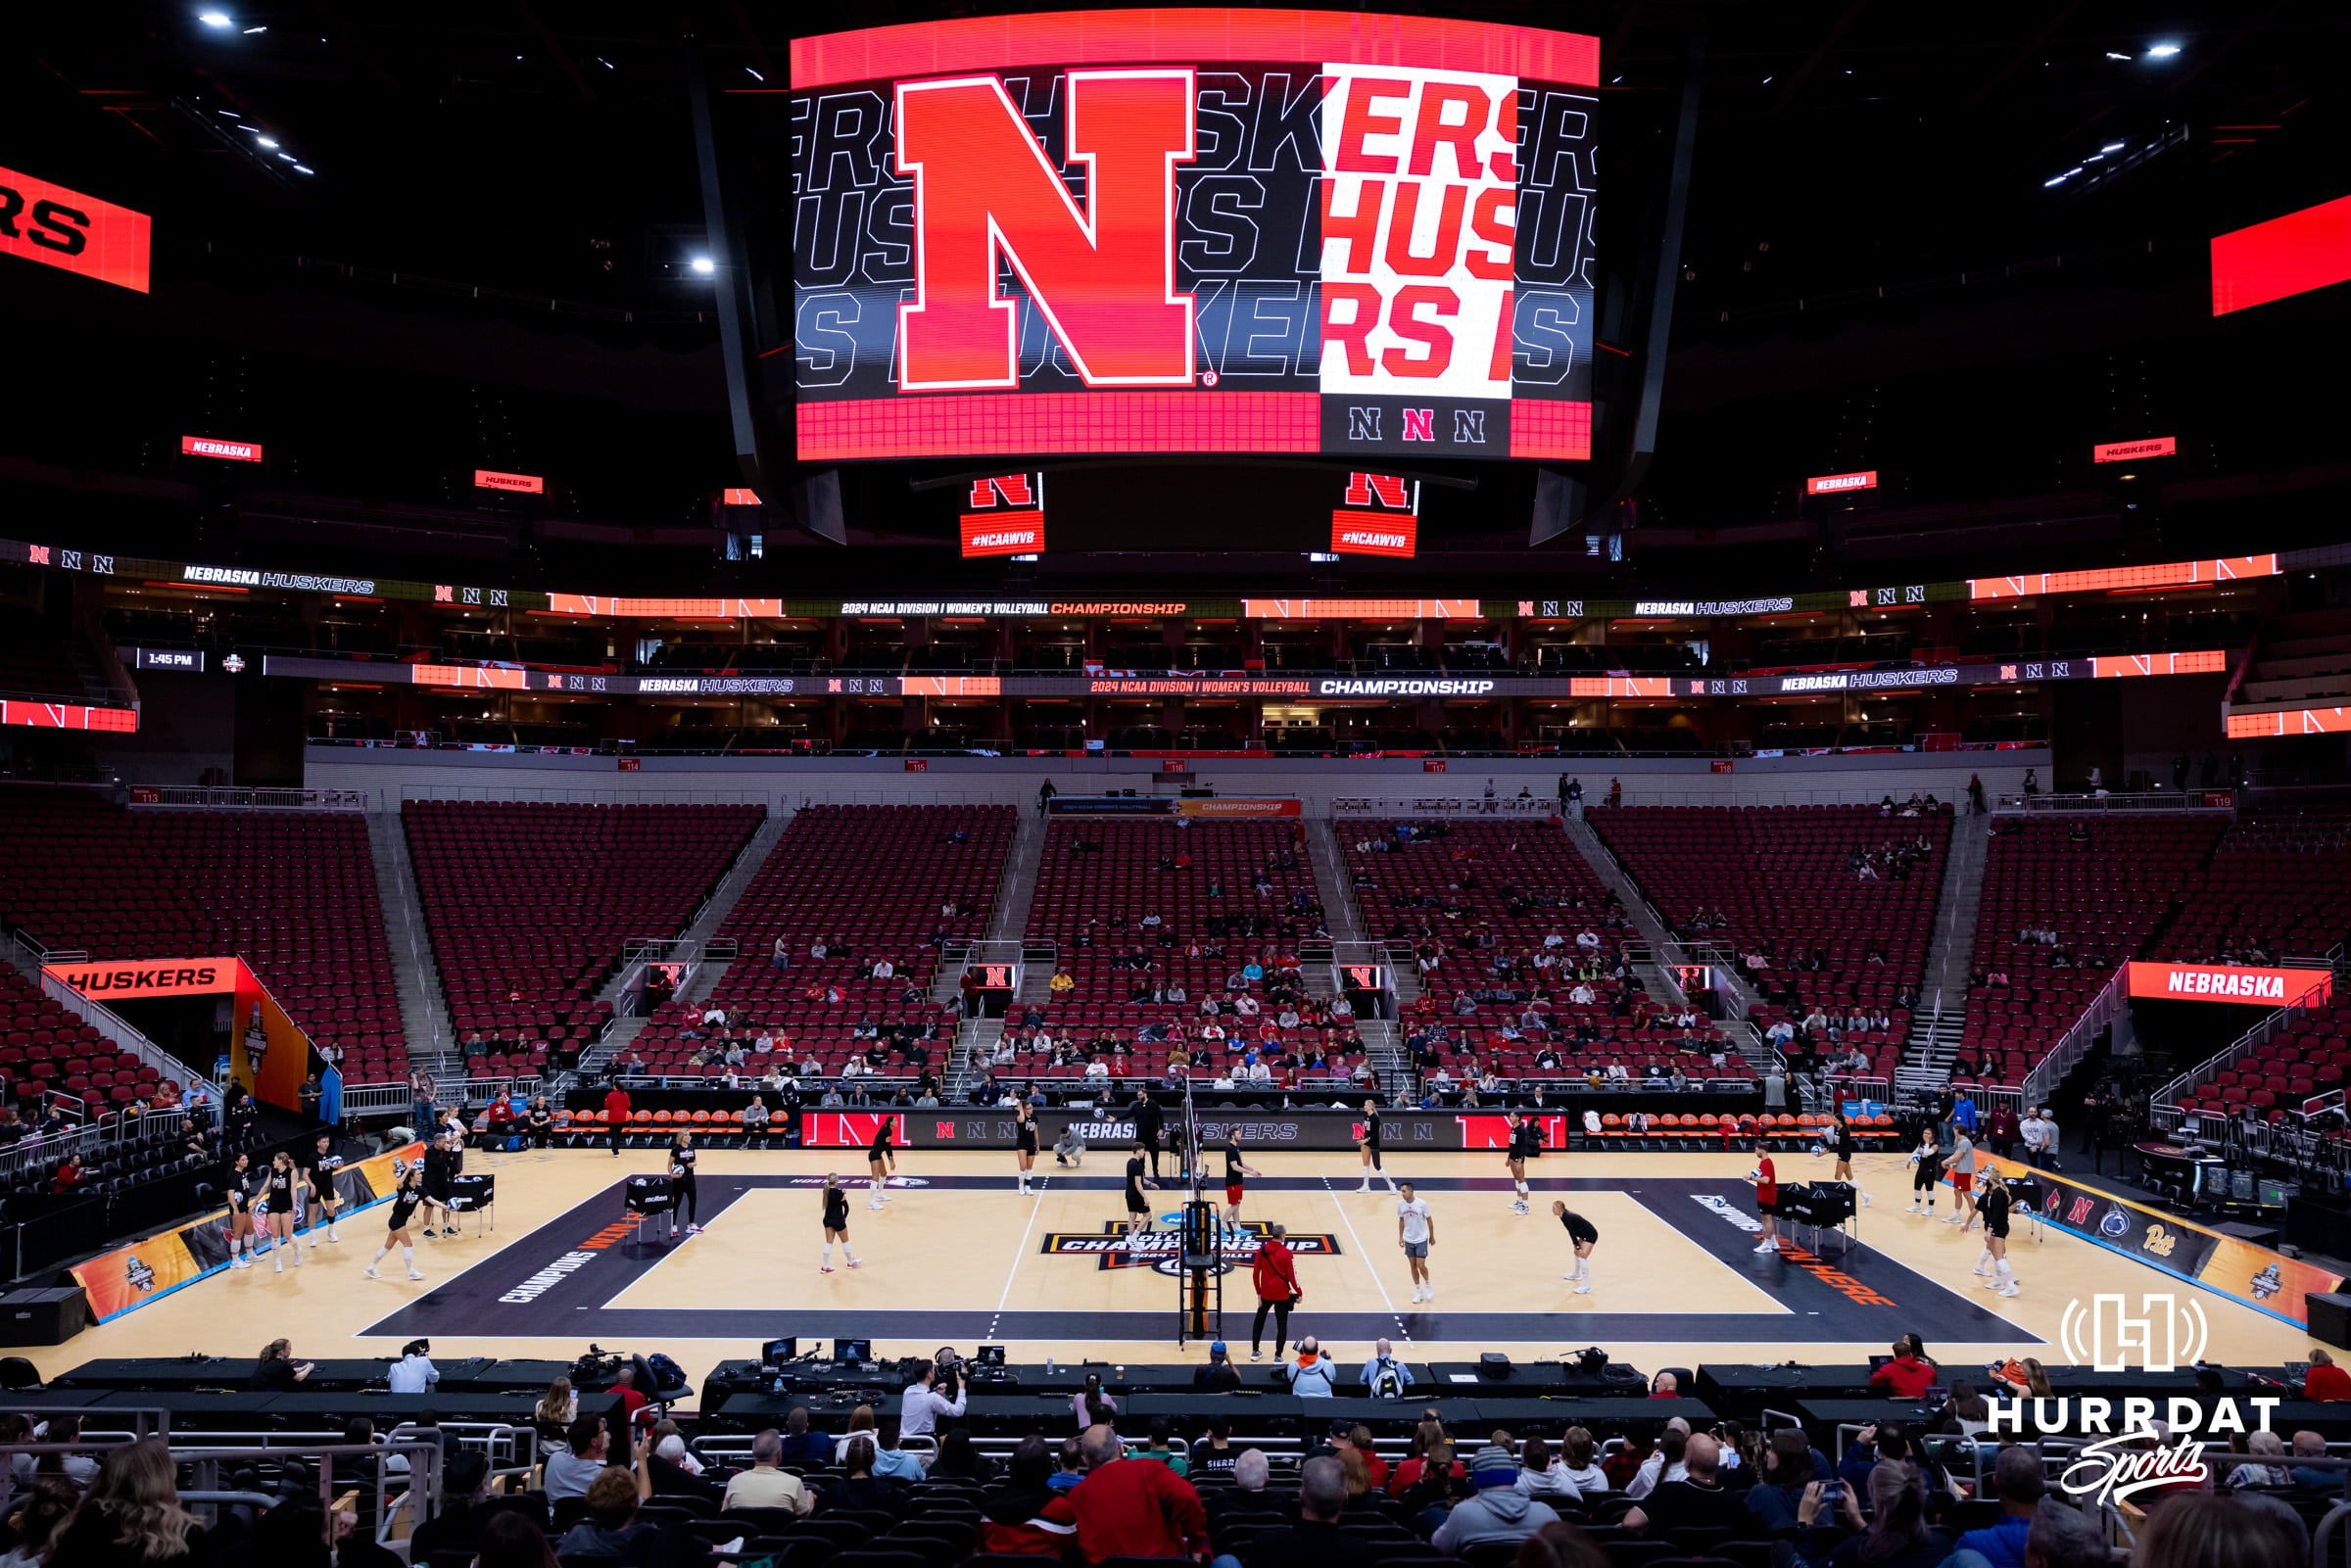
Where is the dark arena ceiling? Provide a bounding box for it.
[3,1,2347,597]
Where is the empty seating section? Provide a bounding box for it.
[2168,994,2351,1123]
[0,968,166,1115]
[0,796,398,1078]
[1958,817,2228,1088]
[1588,804,1952,1074]
[2152,807,2351,964]
[633,805,1016,1074]
[1025,819,1355,1082]
[1347,820,1741,1081]
[403,802,762,1077]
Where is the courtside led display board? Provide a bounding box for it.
[789,10,1599,462]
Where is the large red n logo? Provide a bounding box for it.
[1345,473,1413,509]
[895,71,1197,391]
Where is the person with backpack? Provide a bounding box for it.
[1285,1338,1339,1397]
[1249,1223,1301,1361]
[1361,1338,1414,1398]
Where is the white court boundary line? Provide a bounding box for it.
[987,1174,1050,1340]
[1322,1177,1412,1344]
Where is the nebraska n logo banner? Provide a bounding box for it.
[788,10,1598,461]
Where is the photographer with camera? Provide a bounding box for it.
[899,1356,967,1440]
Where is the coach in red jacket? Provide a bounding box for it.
[1067,1425,1207,1563]
[1868,1334,1938,1399]
[1250,1225,1301,1361]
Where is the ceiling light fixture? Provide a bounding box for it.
[199,10,231,24]
[256,136,278,148]
[2101,140,2125,152]
[745,67,764,81]
[690,256,715,275]
[2105,50,2134,60]
[2145,41,2182,58]
[293,165,313,174]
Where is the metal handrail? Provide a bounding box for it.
[129,786,367,812]
[2020,964,2132,1107]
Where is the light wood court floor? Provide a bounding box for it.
[34,1146,2320,1394]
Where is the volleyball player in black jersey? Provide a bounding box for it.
[668,1129,700,1236]
[1505,1112,1543,1213]
[1013,1103,1039,1196]
[1827,1110,1870,1208]
[1217,1135,1263,1240]
[1975,1171,2018,1297]
[419,1133,456,1237]
[366,1167,427,1280]
[300,1132,343,1246]
[1552,1201,1599,1295]
[223,1152,257,1269]
[1356,1099,1394,1192]
[819,1173,861,1271]
[866,1117,896,1210]
[261,1152,304,1272]
[1123,1143,1160,1258]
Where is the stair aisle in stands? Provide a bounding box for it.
[367,808,452,1078]
[1305,820,1364,941]
[668,809,792,1012]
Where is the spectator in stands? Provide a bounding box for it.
[2305,1349,2351,1402]
[1625,1433,1748,1540]
[720,1429,812,1514]
[1361,1338,1413,1397]
[1066,1422,1207,1563]
[1746,1427,1828,1536]
[1238,1453,1351,1568]
[1952,1445,2045,1568]
[556,1449,668,1563]
[1070,1373,1119,1432]
[1206,1449,1278,1553]
[981,1436,1080,1555]
[1433,1445,1561,1552]
[531,1377,576,1452]
[818,1437,905,1517]
[544,1413,615,1501]
[408,1067,436,1144]
[251,1338,312,1391]
[1869,1337,1937,1398]
[407,1451,495,1565]
[769,1406,830,1468]
[1627,1423,1690,1498]
[46,1440,200,1568]
[2227,1431,2292,1490]
[0,1476,79,1568]
[388,1339,438,1394]
[1515,1438,1579,1501]
[2289,1432,2336,1490]
[899,1358,967,1439]
[1131,1417,1187,1478]
[1832,1461,1946,1568]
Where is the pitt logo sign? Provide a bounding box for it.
[896,72,1197,391]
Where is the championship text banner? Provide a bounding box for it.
[789,9,1598,461]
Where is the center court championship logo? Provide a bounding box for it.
[1040,1221,1340,1277]
[1992,1292,2280,1505]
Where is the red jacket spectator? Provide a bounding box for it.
[1067,1454,1207,1562]
[1252,1236,1299,1306]
[1870,1354,1938,1399]
[2308,1357,2351,1402]
[979,1490,1080,1556]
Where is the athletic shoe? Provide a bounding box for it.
[408,1270,425,1280]
[1972,1262,1991,1275]
[1573,1283,1592,1295]
[1421,1289,1433,1301]
[1981,1275,2000,1288]
[1356,1182,1370,1192]
[364,1265,380,1279]
[1903,1203,1920,1213]
[1941,1215,1962,1225]
[1752,1239,1778,1253]
[846,1259,861,1268]
[820,1265,835,1274]
[1997,1283,2020,1297]
[1860,1194,1871,1207]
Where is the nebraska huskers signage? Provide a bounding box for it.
[789,10,1598,462]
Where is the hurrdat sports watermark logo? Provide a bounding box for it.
[1991,1293,2277,1504]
